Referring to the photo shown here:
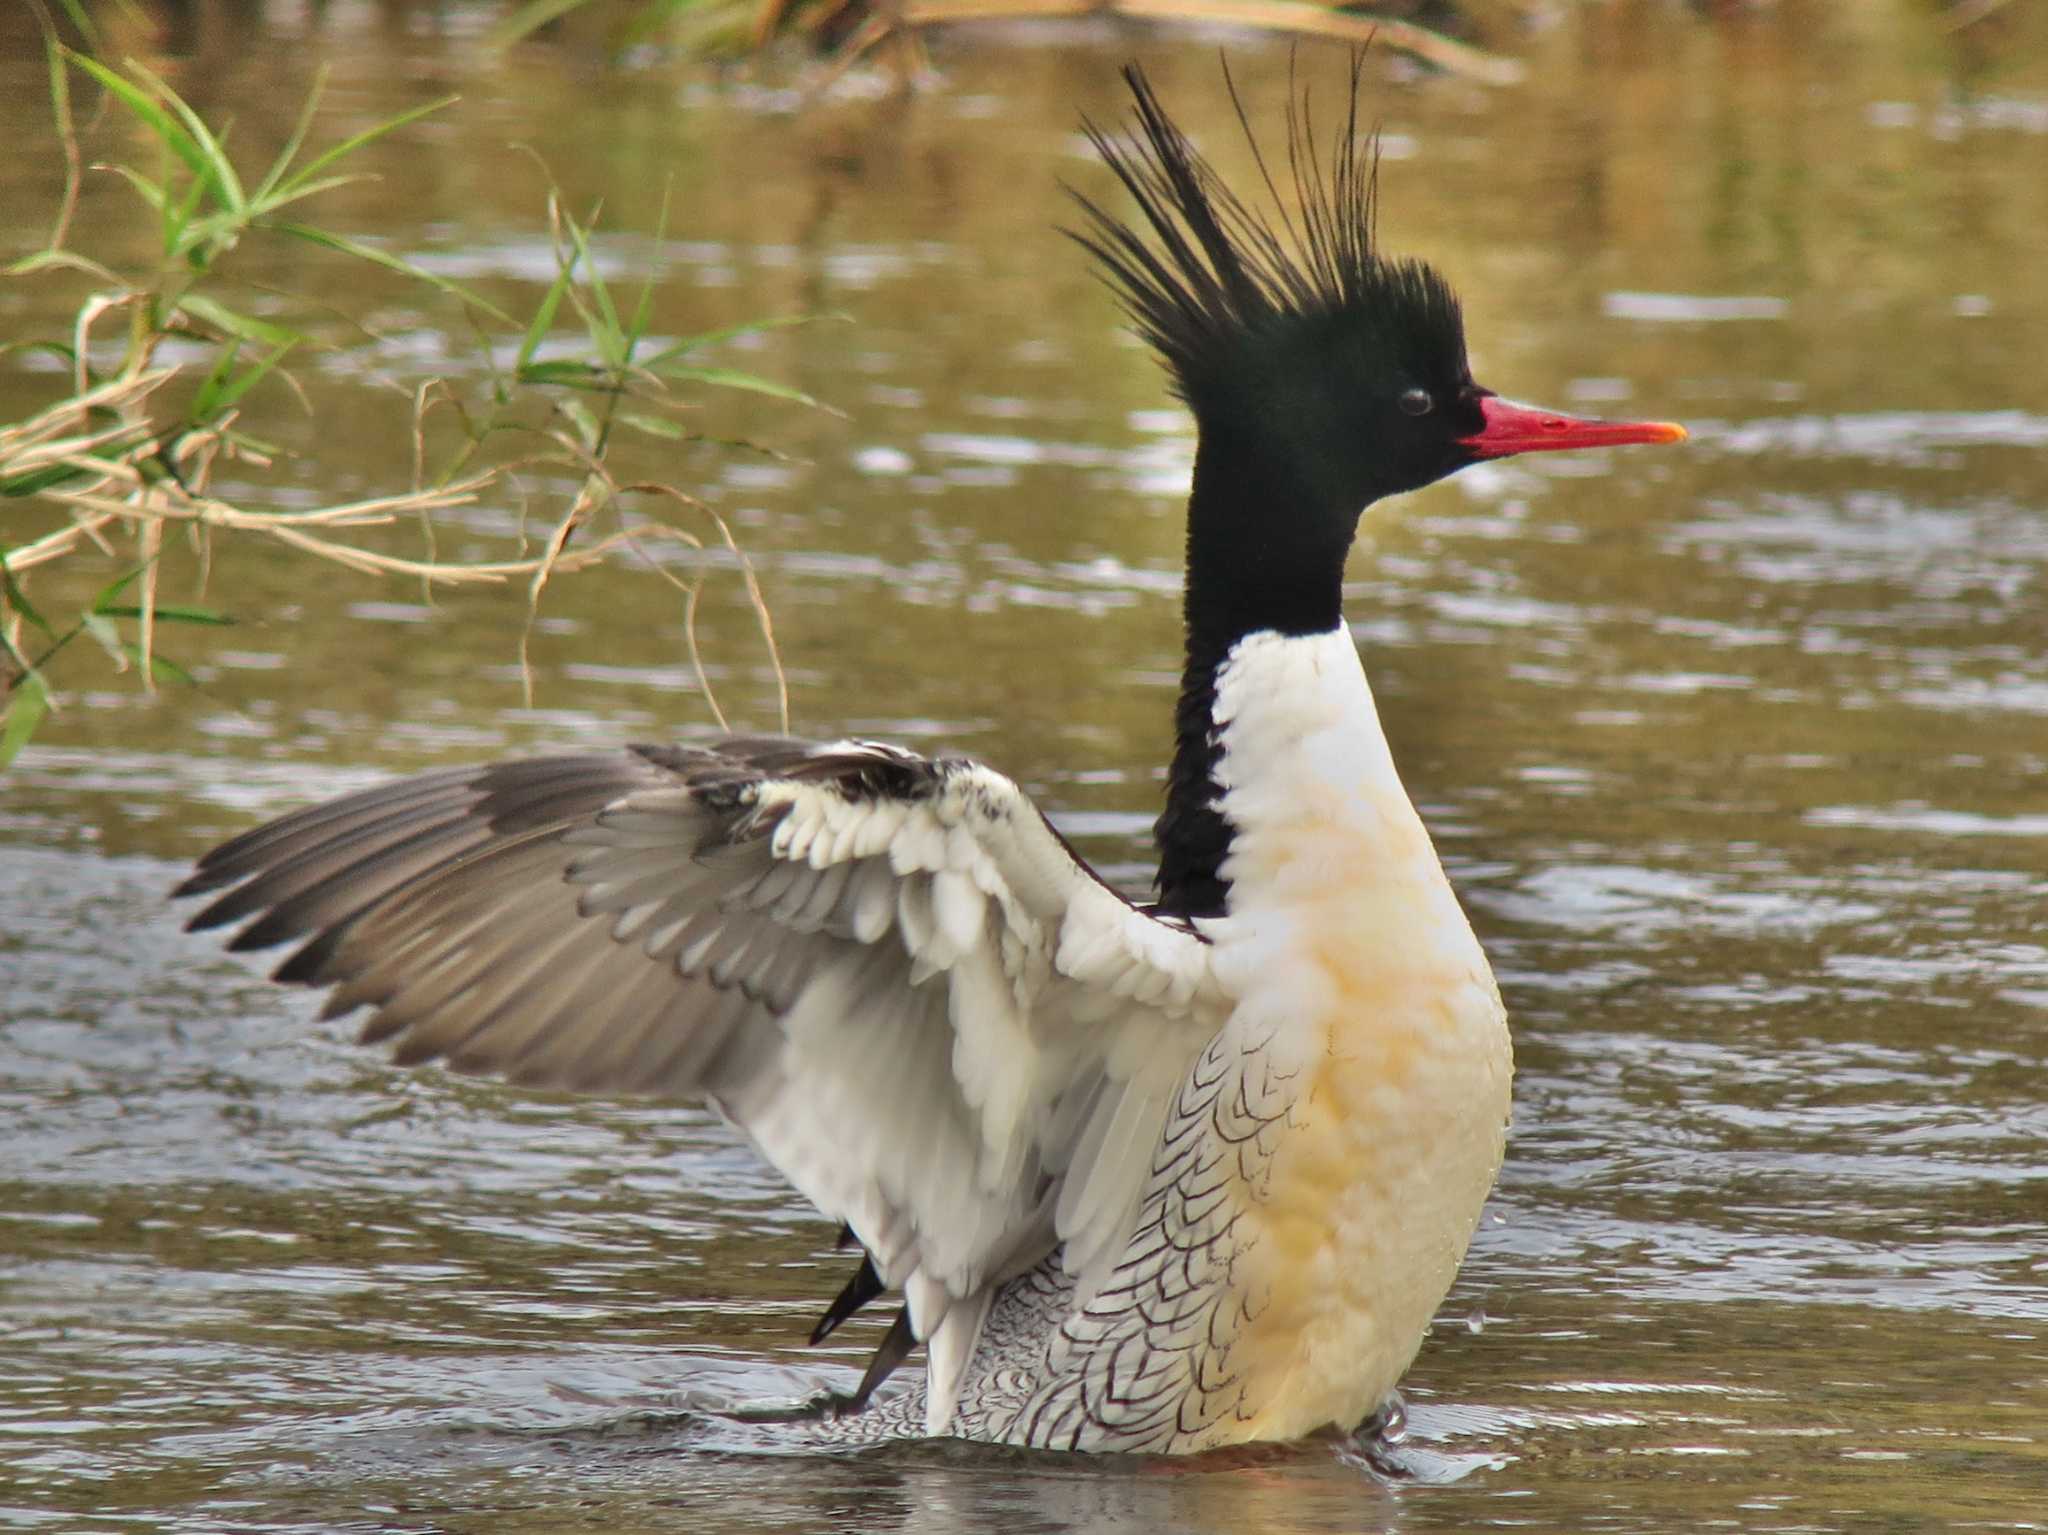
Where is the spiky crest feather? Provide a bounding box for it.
[1069,57,1467,407]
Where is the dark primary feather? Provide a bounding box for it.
[175,738,987,1086]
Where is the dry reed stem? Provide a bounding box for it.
[137,517,162,687]
[5,372,622,594]
[0,369,170,460]
[895,0,1526,85]
[10,313,792,738]
[624,479,792,734]
[24,1,84,257]
[515,472,606,706]
[1944,0,2019,27]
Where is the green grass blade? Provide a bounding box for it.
[96,604,232,626]
[63,51,213,191]
[0,673,51,769]
[654,364,826,410]
[486,0,590,49]
[1,460,102,495]
[100,161,167,217]
[168,163,211,261]
[626,272,657,364]
[559,208,624,369]
[182,206,260,254]
[80,610,126,663]
[253,64,326,206]
[41,26,78,233]
[0,420,156,498]
[249,172,374,216]
[4,249,125,285]
[122,56,246,212]
[1,464,93,498]
[0,338,79,369]
[176,292,300,349]
[641,313,821,367]
[211,339,297,415]
[124,644,195,685]
[517,257,577,374]
[51,0,102,49]
[517,359,608,388]
[620,0,719,48]
[558,397,601,450]
[190,336,244,420]
[90,564,149,613]
[625,179,672,365]
[2,553,58,638]
[271,222,516,326]
[620,410,687,440]
[275,95,458,201]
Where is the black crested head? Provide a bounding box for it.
[1078,60,1690,919]
[1070,57,1483,520]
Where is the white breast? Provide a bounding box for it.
[1198,627,1513,1441]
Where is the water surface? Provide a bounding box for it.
[3,6,2046,1530]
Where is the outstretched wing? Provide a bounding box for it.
[178,736,1228,1431]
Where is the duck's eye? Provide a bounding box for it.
[1398,387,1434,417]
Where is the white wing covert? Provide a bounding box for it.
[179,736,1226,1432]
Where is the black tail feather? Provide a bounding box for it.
[849,1307,917,1410]
[809,1255,885,1347]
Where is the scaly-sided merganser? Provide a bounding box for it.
[178,60,1684,1453]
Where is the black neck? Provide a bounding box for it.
[1152,429,1357,918]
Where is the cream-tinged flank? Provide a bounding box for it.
[1202,627,1512,1444]
[911,626,1514,1452]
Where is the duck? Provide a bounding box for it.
[177,58,1684,1454]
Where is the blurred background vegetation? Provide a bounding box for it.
[4,6,2047,1526]
[3,2,834,765]
[2,0,2043,783]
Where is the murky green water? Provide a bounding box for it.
[4,4,2046,1530]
